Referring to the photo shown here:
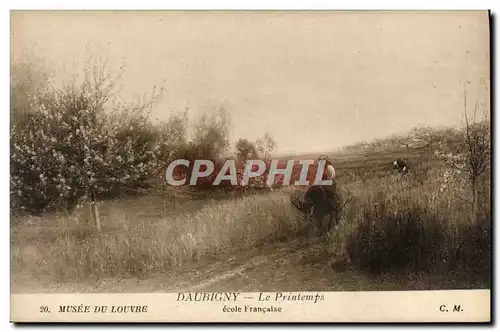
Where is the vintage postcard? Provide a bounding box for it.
[10,10,491,323]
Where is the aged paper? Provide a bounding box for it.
[10,10,491,323]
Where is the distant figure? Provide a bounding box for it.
[323,157,336,180]
[393,158,409,174]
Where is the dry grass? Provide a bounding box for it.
[328,166,490,286]
[11,152,491,289]
[11,191,305,283]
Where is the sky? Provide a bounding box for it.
[11,10,490,155]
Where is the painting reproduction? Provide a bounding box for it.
[10,10,491,323]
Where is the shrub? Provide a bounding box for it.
[447,214,491,282]
[329,171,490,284]
[342,198,445,274]
[191,107,231,160]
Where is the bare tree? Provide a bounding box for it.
[436,78,490,219]
[462,82,490,218]
[255,132,276,160]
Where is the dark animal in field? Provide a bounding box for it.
[393,158,409,174]
[290,156,342,236]
[291,184,342,236]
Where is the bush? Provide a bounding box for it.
[191,107,231,160]
[447,215,490,281]
[329,171,490,284]
[343,199,445,274]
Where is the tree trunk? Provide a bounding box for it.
[64,200,69,217]
[163,182,167,220]
[91,189,101,233]
[163,197,167,219]
[173,191,176,212]
[92,202,101,232]
[471,176,479,221]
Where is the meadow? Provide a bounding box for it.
[10,59,490,292]
[11,141,491,291]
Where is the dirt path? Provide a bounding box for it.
[12,232,479,294]
[12,236,388,293]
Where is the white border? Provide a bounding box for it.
[3,1,497,10]
[3,1,498,330]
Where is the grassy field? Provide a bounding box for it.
[10,144,491,291]
[11,189,306,284]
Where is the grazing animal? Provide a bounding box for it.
[291,156,341,236]
[393,158,409,174]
